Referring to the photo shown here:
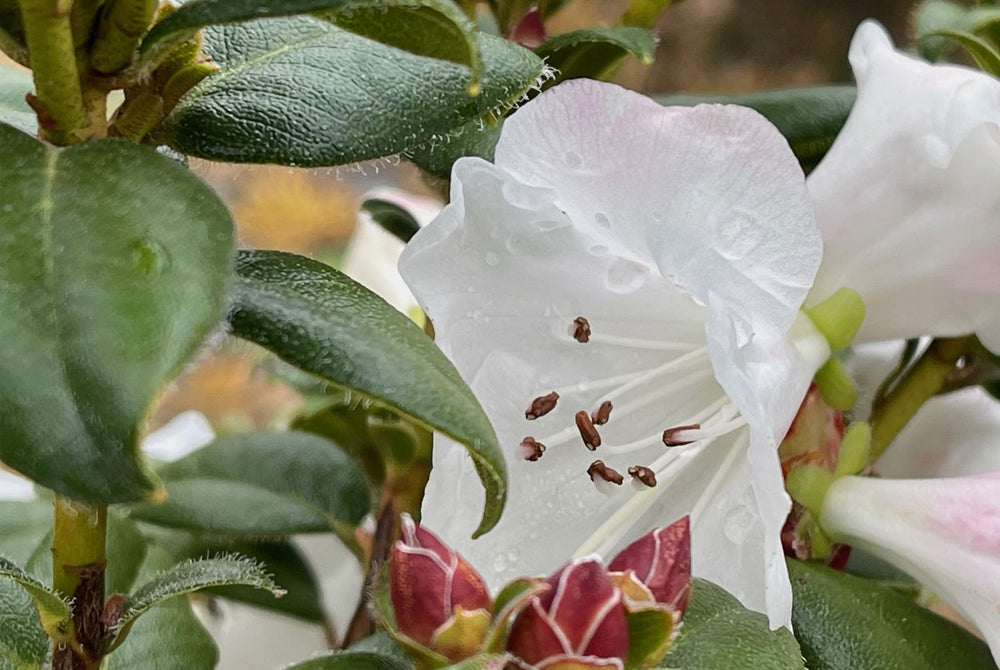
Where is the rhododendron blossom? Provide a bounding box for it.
[400,78,829,628]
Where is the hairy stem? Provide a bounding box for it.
[868,336,974,461]
[52,496,107,670]
[18,0,89,144]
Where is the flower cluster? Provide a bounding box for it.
[386,515,691,669]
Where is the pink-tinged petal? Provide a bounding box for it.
[547,560,628,658]
[537,656,624,670]
[807,20,1000,348]
[820,473,1000,663]
[608,517,691,615]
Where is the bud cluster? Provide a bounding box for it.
[384,515,692,669]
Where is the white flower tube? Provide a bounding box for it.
[401,79,828,628]
[807,20,1000,351]
[820,472,1000,662]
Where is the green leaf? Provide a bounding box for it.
[106,512,150,595]
[536,26,656,82]
[654,86,856,172]
[788,559,997,670]
[102,546,218,670]
[624,607,673,670]
[283,652,412,670]
[140,0,478,85]
[158,19,543,166]
[925,29,1000,75]
[0,580,47,670]
[403,116,501,179]
[914,0,1000,60]
[109,554,284,650]
[0,557,72,644]
[129,431,370,536]
[0,64,33,135]
[0,501,52,569]
[362,198,422,244]
[662,578,805,670]
[229,250,506,536]
[0,124,234,505]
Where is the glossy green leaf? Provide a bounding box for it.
[284,652,412,670]
[925,29,1000,75]
[140,0,477,82]
[536,26,656,82]
[106,512,149,595]
[654,86,856,172]
[0,557,71,644]
[362,198,422,244]
[102,546,218,670]
[662,579,805,670]
[130,431,370,536]
[0,580,47,670]
[228,250,506,536]
[403,116,501,179]
[0,124,234,504]
[0,64,33,135]
[158,19,543,166]
[108,554,284,650]
[788,559,997,670]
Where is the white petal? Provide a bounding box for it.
[821,474,1000,663]
[141,410,215,462]
[495,79,821,340]
[342,187,441,314]
[876,386,1000,478]
[808,20,1000,348]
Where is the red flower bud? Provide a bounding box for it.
[607,516,691,616]
[508,7,547,49]
[507,558,628,669]
[390,515,492,649]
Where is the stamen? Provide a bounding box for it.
[601,396,732,456]
[628,465,657,487]
[690,431,748,524]
[525,391,559,420]
[669,417,747,443]
[571,316,591,343]
[663,424,700,447]
[575,410,602,450]
[587,460,623,485]
[591,400,613,425]
[587,333,701,352]
[519,437,546,461]
[605,347,709,401]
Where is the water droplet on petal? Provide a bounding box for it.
[605,258,649,294]
[484,251,500,266]
[594,212,611,230]
[723,502,755,544]
[589,244,609,256]
[564,151,583,168]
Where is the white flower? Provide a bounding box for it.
[806,20,1000,350]
[342,187,441,315]
[400,79,829,628]
[820,472,1000,662]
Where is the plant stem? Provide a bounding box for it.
[52,496,107,670]
[868,336,974,461]
[18,0,90,144]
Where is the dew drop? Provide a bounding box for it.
[594,212,611,230]
[588,244,609,256]
[564,151,583,168]
[723,502,755,544]
[492,553,508,572]
[484,251,500,266]
[605,258,649,294]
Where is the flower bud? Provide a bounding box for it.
[507,558,628,669]
[390,515,492,657]
[607,516,692,616]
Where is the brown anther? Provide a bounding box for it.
[571,316,591,343]
[525,391,559,420]
[575,410,602,450]
[520,437,546,461]
[628,465,657,487]
[591,400,613,425]
[662,423,701,447]
[588,460,623,485]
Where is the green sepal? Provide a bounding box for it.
[814,357,858,411]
